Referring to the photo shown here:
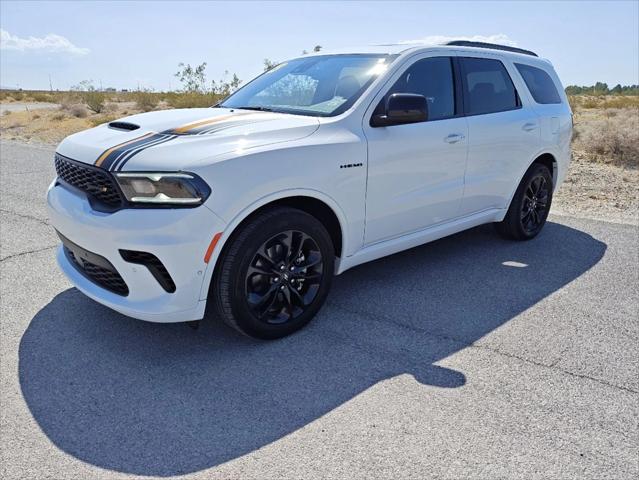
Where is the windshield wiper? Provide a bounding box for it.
[229,106,276,112]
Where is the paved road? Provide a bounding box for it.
[1,140,637,479]
[0,102,60,114]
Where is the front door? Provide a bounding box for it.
[363,55,468,245]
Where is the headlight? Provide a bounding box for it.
[114,172,211,207]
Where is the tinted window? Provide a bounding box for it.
[460,58,519,115]
[376,57,455,120]
[515,63,562,104]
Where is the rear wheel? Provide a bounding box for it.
[495,163,553,240]
[211,207,334,339]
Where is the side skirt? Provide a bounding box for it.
[335,208,505,274]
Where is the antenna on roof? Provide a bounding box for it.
[445,40,538,57]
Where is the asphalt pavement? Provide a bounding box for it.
[1,140,637,479]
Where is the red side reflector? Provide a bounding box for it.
[204,232,223,263]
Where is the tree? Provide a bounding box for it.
[313,45,322,52]
[263,58,278,71]
[593,82,609,95]
[175,62,208,93]
[71,80,106,113]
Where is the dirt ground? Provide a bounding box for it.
[553,152,637,224]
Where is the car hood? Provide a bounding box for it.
[56,108,320,171]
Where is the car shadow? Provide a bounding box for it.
[19,221,606,476]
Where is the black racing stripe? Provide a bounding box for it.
[115,135,177,171]
[109,134,174,171]
[98,134,166,171]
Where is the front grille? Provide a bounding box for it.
[55,154,123,209]
[120,250,176,293]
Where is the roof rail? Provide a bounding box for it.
[445,41,538,57]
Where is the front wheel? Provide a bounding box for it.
[211,207,334,339]
[495,163,553,240]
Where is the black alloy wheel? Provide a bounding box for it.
[211,207,334,339]
[245,230,324,324]
[495,162,553,240]
[520,173,551,236]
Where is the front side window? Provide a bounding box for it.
[221,54,396,117]
[460,57,519,115]
[515,63,562,104]
[374,57,455,120]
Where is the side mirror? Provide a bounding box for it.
[371,93,428,127]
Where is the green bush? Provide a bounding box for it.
[82,90,106,113]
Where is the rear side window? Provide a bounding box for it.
[375,57,455,120]
[459,57,519,115]
[515,63,562,104]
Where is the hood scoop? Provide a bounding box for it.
[108,121,140,131]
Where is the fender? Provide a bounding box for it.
[198,188,352,301]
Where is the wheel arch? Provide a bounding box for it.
[498,151,558,222]
[532,152,558,187]
[199,190,348,301]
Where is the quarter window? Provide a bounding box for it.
[515,63,562,104]
[375,57,455,121]
[460,58,519,115]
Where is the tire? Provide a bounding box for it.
[210,207,334,339]
[495,162,553,241]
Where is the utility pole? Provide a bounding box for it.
[49,74,53,92]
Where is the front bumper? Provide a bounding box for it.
[47,180,226,322]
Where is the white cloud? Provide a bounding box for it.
[398,34,518,47]
[0,29,89,55]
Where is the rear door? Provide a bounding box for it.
[457,56,541,216]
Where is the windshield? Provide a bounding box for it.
[220,54,396,117]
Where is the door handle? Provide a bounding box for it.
[522,122,538,132]
[444,133,465,144]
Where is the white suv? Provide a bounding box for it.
[48,41,572,339]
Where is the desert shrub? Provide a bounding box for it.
[31,92,53,102]
[52,112,66,121]
[82,90,106,113]
[102,102,119,113]
[11,91,25,101]
[69,104,88,118]
[133,89,160,112]
[581,98,599,109]
[89,114,119,127]
[165,91,220,108]
[602,96,639,109]
[567,95,580,112]
[32,113,41,120]
[574,109,639,166]
[2,110,11,116]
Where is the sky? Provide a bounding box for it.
[1,0,638,91]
